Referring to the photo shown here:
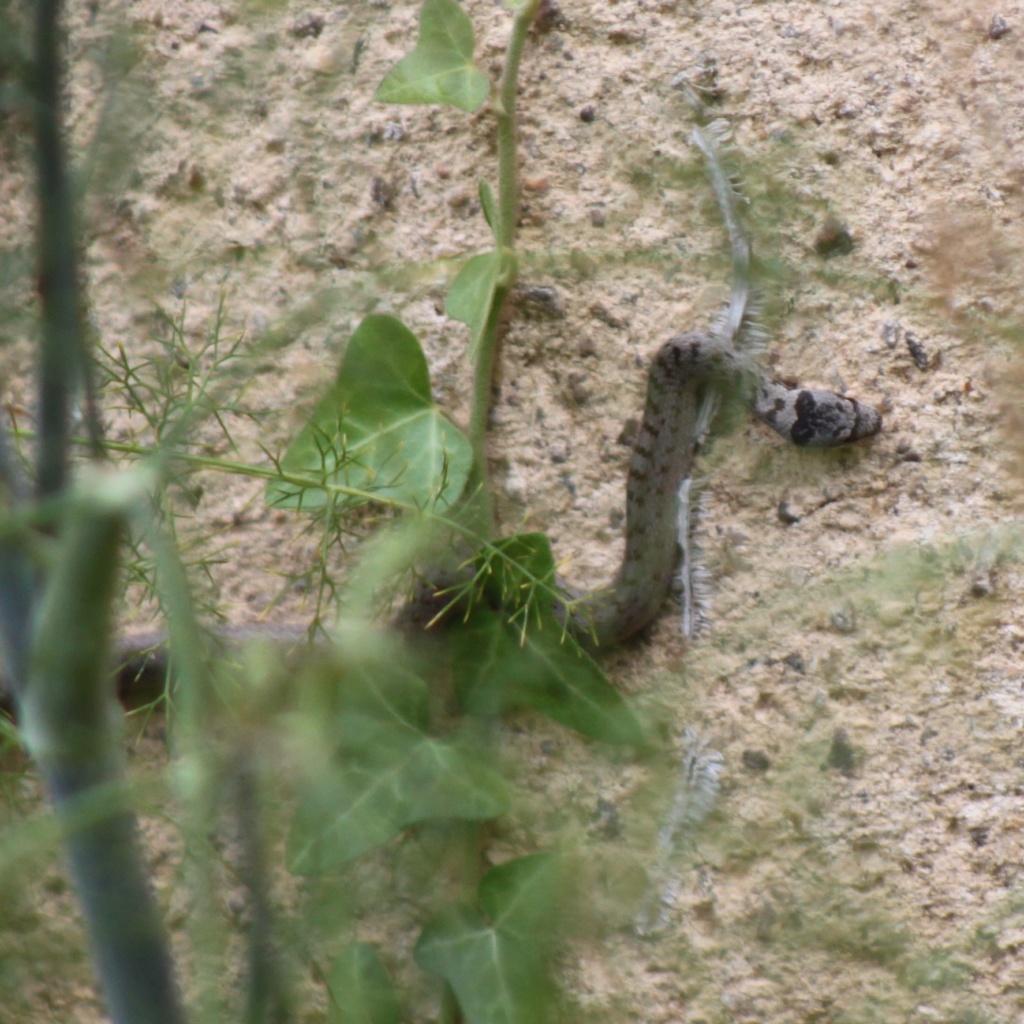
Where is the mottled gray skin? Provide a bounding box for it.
[577,331,882,646]
[581,332,711,645]
[753,378,882,447]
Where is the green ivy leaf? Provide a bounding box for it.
[450,603,645,746]
[333,663,433,752]
[478,180,498,232]
[449,533,644,744]
[446,250,500,358]
[375,0,490,113]
[266,315,472,512]
[288,723,509,873]
[415,855,562,1024]
[478,853,562,938]
[480,532,557,607]
[326,943,402,1024]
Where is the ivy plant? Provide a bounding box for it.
[1,2,649,1024]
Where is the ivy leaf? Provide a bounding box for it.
[478,180,498,232]
[375,0,490,113]
[326,943,402,1024]
[478,853,562,938]
[332,663,433,752]
[446,246,518,358]
[479,532,557,607]
[287,724,509,873]
[415,855,562,1024]
[450,606,645,746]
[450,533,644,745]
[446,251,500,358]
[267,315,472,512]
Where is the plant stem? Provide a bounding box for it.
[234,757,291,1024]
[3,429,587,639]
[32,0,90,497]
[494,0,541,254]
[0,425,35,693]
[22,2,188,1019]
[22,501,188,1024]
[465,294,507,520]
[466,0,541,532]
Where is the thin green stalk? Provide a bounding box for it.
[3,431,603,661]
[493,0,541,253]
[466,0,541,531]
[32,0,94,496]
[6,428,593,636]
[0,425,35,693]
[22,497,187,1024]
[235,758,291,1024]
[21,1,187,1018]
[466,293,508,515]
[11,430,418,511]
